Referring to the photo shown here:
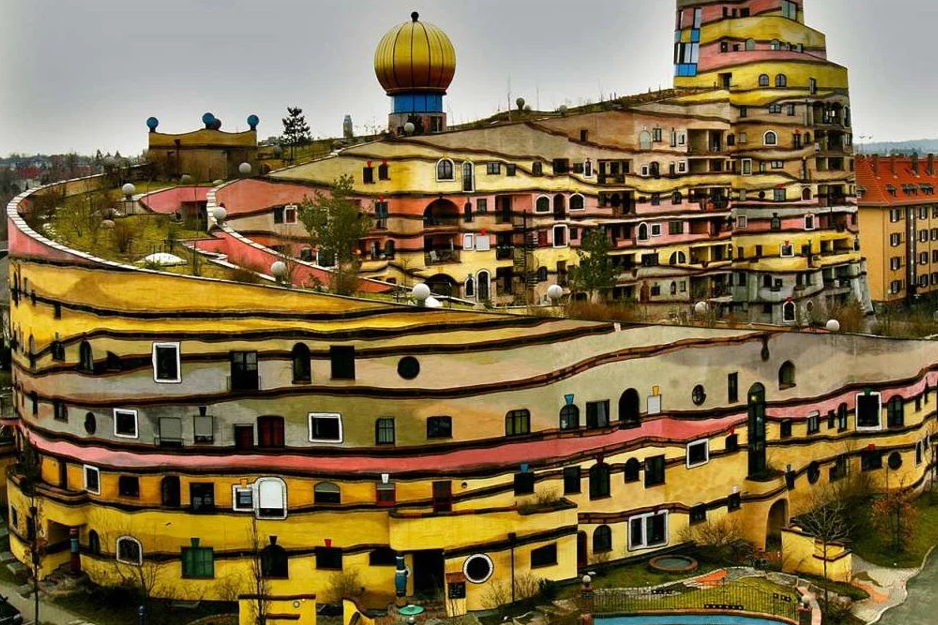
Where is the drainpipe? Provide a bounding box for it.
[508,532,517,603]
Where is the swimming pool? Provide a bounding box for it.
[598,614,790,625]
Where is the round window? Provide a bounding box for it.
[397,356,420,380]
[807,461,820,484]
[692,385,707,406]
[888,452,903,471]
[84,412,97,435]
[463,554,494,584]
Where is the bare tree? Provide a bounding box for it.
[17,436,46,625]
[247,518,270,625]
[795,485,854,614]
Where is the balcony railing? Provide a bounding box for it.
[425,249,461,265]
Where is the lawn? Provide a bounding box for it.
[54,590,235,625]
[850,492,938,568]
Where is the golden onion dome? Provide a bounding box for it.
[374,12,456,95]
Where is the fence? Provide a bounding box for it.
[592,579,798,622]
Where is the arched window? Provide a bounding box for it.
[759,74,770,87]
[593,525,612,553]
[619,389,641,426]
[669,251,687,265]
[589,463,611,500]
[776,74,787,88]
[462,161,475,192]
[314,482,341,505]
[436,159,455,181]
[745,39,756,51]
[783,301,796,322]
[88,530,101,555]
[637,223,649,241]
[79,341,93,372]
[257,477,288,519]
[770,39,780,50]
[639,131,652,150]
[560,404,580,431]
[887,396,905,428]
[161,476,180,507]
[477,271,491,302]
[291,343,311,383]
[802,188,812,201]
[262,541,289,579]
[672,191,683,205]
[535,196,551,213]
[624,458,640,482]
[650,162,660,177]
[570,194,585,211]
[116,536,142,565]
[536,266,548,283]
[553,194,566,217]
[764,131,778,146]
[465,276,475,298]
[778,361,796,389]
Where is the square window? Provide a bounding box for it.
[315,547,343,570]
[114,409,138,439]
[194,415,214,443]
[807,412,820,434]
[152,343,181,383]
[505,409,531,437]
[728,492,741,511]
[563,466,581,494]
[856,393,882,430]
[230,351,259,391]
[309,413,343,443]
[118,476,140,498]
[686,439,709,468]
[644,455,666,487]
[586,400,610,429]
[182,544,215,579]
[376,482,396,506]
[232,486,254,512]
[427,416,452,439]
[375,417,395,445]
[690,504,707,524]
[190,483,215,512]
[628,511,668,550]
[369,547,397,566]
[284,205,297,224]
[159,417,183,446]
[330,346,355,380]
[531,543,558,568]
[780,420,793,439]
[514,472,535,495]
[83,465,100,494]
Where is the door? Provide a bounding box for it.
[577,531,588,569]
[235,425,255,451]
[477,272,490,302]
[412,550,445,597]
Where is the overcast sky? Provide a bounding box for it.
[0,0,934,156]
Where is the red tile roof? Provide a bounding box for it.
[856,154,938,206]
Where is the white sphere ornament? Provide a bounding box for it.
[547,284,564,301]
[412,283,431,302]
[101,219,115,229]
[270,261,287,278]
[826,319,841,333]
[403,122,416,136]
[425,296,442,309]
[180,174,193,185]
[694,301,709,316]
[582,575,592,585]
[121,183,136,197]
[212,206,228,222]
[238,162,252,176]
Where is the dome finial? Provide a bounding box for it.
[411,11,419,21]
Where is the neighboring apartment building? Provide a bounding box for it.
[7,1,925,617]
[856,154,938,304]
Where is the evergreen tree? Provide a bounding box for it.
[572,228,616,301]
[298,174,373,295]
[282,106,312,161]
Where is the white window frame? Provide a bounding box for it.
[83,464,101,494]
[474,234,491,251]
[283,204,298,224]
[737,215,748,229]
[741,159,752,176]
[255,477,288,520]
[116,536,143,566]
[780,243,794,258]
[627,511,669,551]
[637,223,650,242]
[686,439,710,468]
[436,158,456,182]
[804,214,815,231]
[462,233,475,251]
[641,165,649,177]
[855,392,883,432]
[569,193,586,211]
[764,131,778,146]
[151,342,181,384]
[232,485,254,512]
[552,225,569,249]
[114,408,139,439]
[308,412,344,444]
[650,224,663,237]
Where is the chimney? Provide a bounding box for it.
[912,153,920,175]
[890,155,897,177]
[872,154,879,176]
[928,153,935,176]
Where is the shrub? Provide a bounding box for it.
[325,570,363,604]
[538,578,559,601]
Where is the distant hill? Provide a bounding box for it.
[861,139,938,155]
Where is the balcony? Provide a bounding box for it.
[496,246,514,261]
[425,249,461,265]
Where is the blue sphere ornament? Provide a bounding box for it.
[146,116,159,131]
[247,114,259,130]
[211,118,222,130]
[202,112,216,128]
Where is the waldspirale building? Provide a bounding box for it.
[4,0,931,617]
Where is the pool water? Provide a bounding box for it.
[598,615,786,625]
